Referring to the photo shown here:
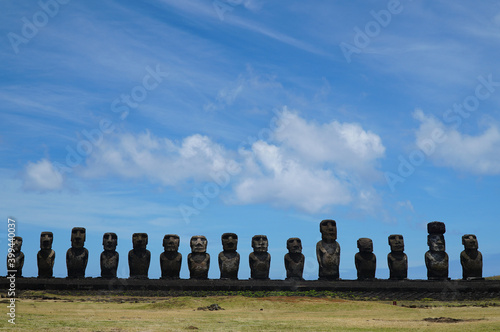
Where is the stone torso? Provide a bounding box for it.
[100,251,119,278]
[355,252,376,280]
[7,252,24,277]
[425,251,449,280]
[128,249,151,278]
[218,251,240,279]
[460,250,482,279]
[37,250,55,278]
[249,252,271,279]
[284,253,304,280]
[66,248,89,278]
[160,252,182,279]
[188,253,210,279]
[387,252,407,279]
[316,240,340,279]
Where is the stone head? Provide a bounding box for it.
[320,219,337,241]
[40,232,53,250]
[221,233,238,252]
[163,234,180,252]
[287,237,302,254]
[13,236,23,252]
[103,232,118,251]
[190,235,207,253]
[462,234,478,250]
[357,238,373,253]
[388,234,404,252]
[71,227,86,249]
[427,234,445,252]
[132,233,148,250]
[252,235,268,253]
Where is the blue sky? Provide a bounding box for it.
[1,0,500,280]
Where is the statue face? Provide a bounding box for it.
[388,234,404,252]
[190,236,207,253]
[320,219,337,241]
[71,227,86,249]
[252,235,268,253]
[357,238,373,253]
[40,232,53,250]
[13,236,23,252]
[103,232,117,251]
[428,234,445,252]
[462,234,478,250]
[287,238,302,254]
[221,233,238,252]
[163,234,180,252]
[132,233,148,250]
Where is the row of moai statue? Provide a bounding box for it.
[7,221,483,281]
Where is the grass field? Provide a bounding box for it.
[1,292,499,331]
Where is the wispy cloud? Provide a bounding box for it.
[415,110,500,175]
[23,159,64,191]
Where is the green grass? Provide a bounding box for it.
[1,294,499,331]
[486,275,500,280]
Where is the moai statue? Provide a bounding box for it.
[316,219,340,280]
[128,233,150,279]
[284,237,305,280]
[425,221,449,280]
[37,232,55,278]
[100,232,119,278]
[249,235,271,280]
[387,234,407,280]
[66,227,89,278]
[7,236,24,277]
[188,235,210,279]
[460,234,483,280]
[218,233,240,280]
[160,234,182,279]
[355,238,376,280]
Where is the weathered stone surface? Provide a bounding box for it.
[460,234,483,280]
[218,233,239,280]
[66,227,88,278]
[7,236,24,277]
[284,237,304,280]
[160,234,182,279]
[355,238,376,280]
[425,221,449,280]
[387,234,407,280]
[100,232,118,278]
[37,232,55,278]
[128,233,151,279]
[188,235,210,279]
[316,219,340,280]
[249,235,270,280]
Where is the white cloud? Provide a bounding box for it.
[23,159,64,191]
[81,130,235,185]
[233,141,352,213]
[232,109,385,212]
[415,110,500,174]
[273,111,385,177]
[25,110,386,214]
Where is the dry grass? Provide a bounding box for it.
[1,295,500,331]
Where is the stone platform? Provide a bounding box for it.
[3,277,500,300]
